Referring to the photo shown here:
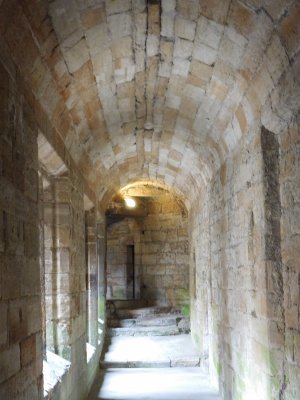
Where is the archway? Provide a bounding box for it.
[105,181,190,311]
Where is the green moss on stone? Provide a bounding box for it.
[175,288,190,303]
[213,353,222,376]
[113,289,126,299]
[98,296,105,318]
[181,304,190,316]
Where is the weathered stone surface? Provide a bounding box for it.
[0,1,300,399]
[106,189,189,307]
[0,344,20,384]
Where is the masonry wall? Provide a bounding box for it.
[190,123,300,399]
[0,47,105,400]
[141,194,189,307]
[189,189,210,362]
[106,193,189,308]
[190,131,270,398]
[106,218,142,300]
[278,117,300,400]
[42,172,89,400]
[0,57,43,399]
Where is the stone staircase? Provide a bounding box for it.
[100,300,201,369]
[106,299,190,337]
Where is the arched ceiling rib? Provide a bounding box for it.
[0,0,299,205]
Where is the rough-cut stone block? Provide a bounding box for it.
[86,24,110,54]
[112,37,133,60]
[174,38,193,59]
[172,58,190,77]
[0,344,20,384]
[193,43,218,65]
[80,6,105,29]
[108,13,132,39]
[161,15,174,38]
[0,303,8,346]
[175,17,196,41]
[21,334,37,367]
[63,39,90,74]
[106,0,131,15]
[279,2,300,58]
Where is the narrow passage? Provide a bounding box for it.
[88,301,220,400]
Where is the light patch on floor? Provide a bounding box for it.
[104,334,200,363]
[94,368,220,400]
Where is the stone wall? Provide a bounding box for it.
[141,194,189,307]
[0,44,105,400]
[0,57,43,399]
[190,123,300,399]
[106,193,189,308]
[43,174,85,362]
[279,117,300,400]
[39,153,106,400]
[42,171,88,399]
[190,131,270,398]
[106,218,142,300]
[189,190,210,360]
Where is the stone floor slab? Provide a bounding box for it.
[103,334,201,364]
[89,368,220,400]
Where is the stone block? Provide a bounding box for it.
[142,254,156,265]
[146,34,159,57]
[45,293,73,320]
[0,344,20,384]
[21,258,40,297]
[228,0,256,36]
[159,252,176,264]
[196,16,223,50]
[1,254,21,300]
[20,334,37,367]
[24,223,39,258]
[193,43,218,67]
[190,60,213,85]
[63,38,90,74]
[172,58,190,77]
[161,15,174,38]
[106,0,131,15]
[279,3,300,58]
[162,0,176,14]
[0,302,8,346]
[55,226,72,247]
[199,0,231,24]
[45,272,71,295]
[174,37,193,59]
[108,13,132,40]
[175,16,196,41]
[86,23,110,54]
[80,6,105,29]
[146,265,166,276]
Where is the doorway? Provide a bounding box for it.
[126,245,135,299]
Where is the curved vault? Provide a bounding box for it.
[104,180,188,212]
[1,0,299,204]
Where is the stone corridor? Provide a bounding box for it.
[0,0,300,399]
[88,301,220,400]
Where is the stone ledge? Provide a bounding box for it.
[43,351,71,399]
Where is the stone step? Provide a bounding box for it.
[115,306,181,319]
[107,325,181,337]
[106,299,148,311]
[100,356,201,369]
[100,360,171,369]
[108,315,190,329]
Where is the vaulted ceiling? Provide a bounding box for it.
[0,0,299,207]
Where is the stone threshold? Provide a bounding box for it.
[100,356,201,369]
